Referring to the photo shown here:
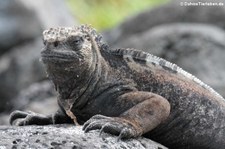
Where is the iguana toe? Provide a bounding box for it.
[83,114,140,139]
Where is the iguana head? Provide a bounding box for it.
[41,25,105,100]
[41,25,103,70]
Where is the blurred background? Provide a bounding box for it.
[0,0,225,125]
[67,0,169,30]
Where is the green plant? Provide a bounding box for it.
[67,0,169,30]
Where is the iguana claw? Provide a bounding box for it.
[83,114,141,139]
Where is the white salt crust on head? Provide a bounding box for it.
[42,25,99,43]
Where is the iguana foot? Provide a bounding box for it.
[83,114,142,140]
[9,110,52,126]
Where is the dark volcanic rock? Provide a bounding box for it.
[111,23,225,98]
[103,0,225,45]
[0,125,167,149]
[0,0,42,54]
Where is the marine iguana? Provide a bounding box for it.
[10,25,225,149]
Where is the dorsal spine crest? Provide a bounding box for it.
[111,48,224,100]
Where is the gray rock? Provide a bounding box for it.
[0,0,78,113]
[19,0,77,28]
[0,125,167,149]
[0,81,57,125]
[22,96,58,116]
[111,23,225,98]
[0,0,42,54]
[0,39,46,112]
[103,0,225,45]
[0,114,9,125]
[11,80,57,115]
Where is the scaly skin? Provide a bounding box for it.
[10,25,225,149]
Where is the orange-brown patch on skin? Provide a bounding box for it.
[118,91,171,135]
[66,110,80,125]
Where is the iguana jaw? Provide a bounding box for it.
[41,49,78,63]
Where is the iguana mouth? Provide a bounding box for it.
[41,50,77,63]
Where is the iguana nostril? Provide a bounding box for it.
[53,41,58,47]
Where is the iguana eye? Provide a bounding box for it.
[73,37,82,45]
[67,36,84,51]
[73,36,83,45]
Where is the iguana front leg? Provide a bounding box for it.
[9,108,73,126]
[83,91,170,139]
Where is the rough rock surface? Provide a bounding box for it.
[111,23,225,98]
[103,0,225,45]
[0,125,167,149]
[0,0,42,54]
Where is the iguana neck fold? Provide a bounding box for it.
[58,36,107,110]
